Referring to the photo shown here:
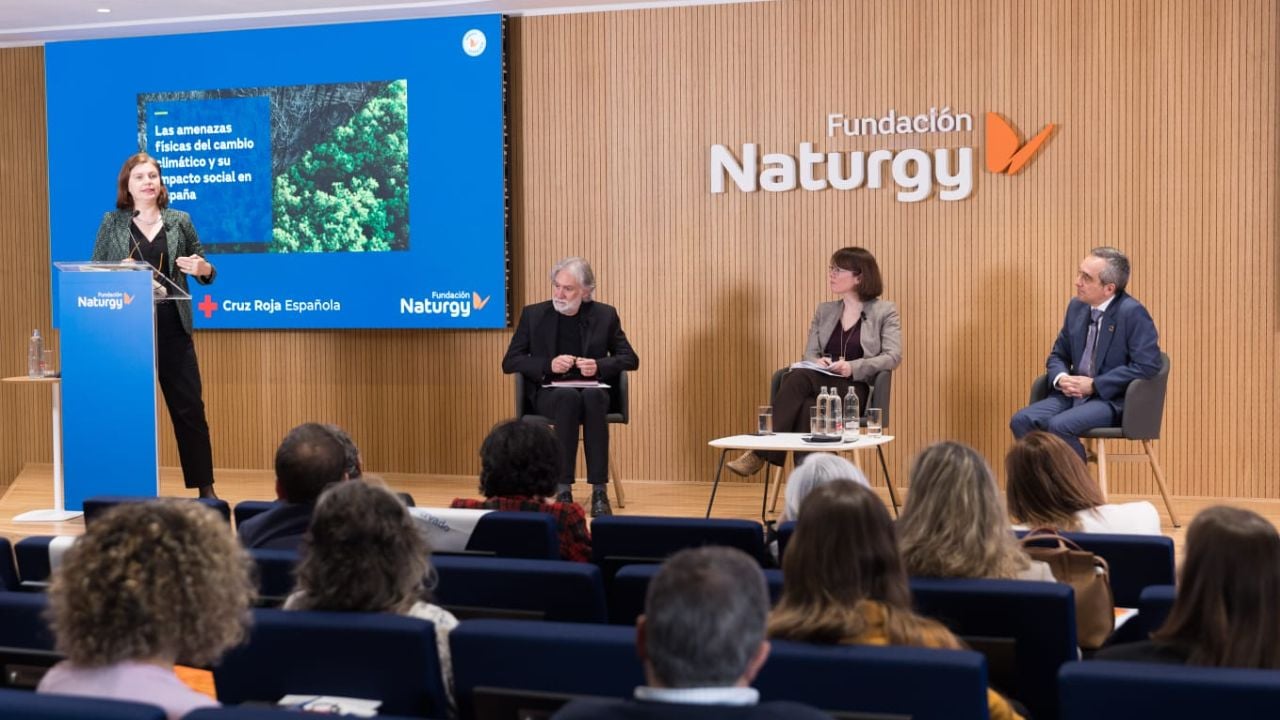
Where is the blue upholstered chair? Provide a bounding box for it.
[1133,584,1176,636]
[233,500,278,529]
[248,548,299,606]
[432,555,607,623]
[12,535,72,588]
[1018,530,1174,608]
[910,576,1077,720]
[0,688,165,720]
[0,538,18,592]
[0,591,55,650]
[214,608,449,718]
[590,516,767,580]
[83,495,231,525]
[450,619,641,720]
[465,511,560,560]
[608,564,783,625]
[1059,660,1280,719]
[757,640,990,720]
[775,521,796,561]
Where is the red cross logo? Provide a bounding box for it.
[198,294,217,318]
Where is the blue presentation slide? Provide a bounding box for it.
[46,16,508,329]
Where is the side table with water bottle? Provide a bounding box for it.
[3,329,80,521]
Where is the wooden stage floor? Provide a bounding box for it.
[6,463,1280,555]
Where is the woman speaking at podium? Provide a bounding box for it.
[92,152,219,499]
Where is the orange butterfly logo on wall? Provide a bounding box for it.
[986,113,1056,175]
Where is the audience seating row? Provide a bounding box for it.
[11,500,1174,605]
[6,654,1280,720]
[777,521,1176,607]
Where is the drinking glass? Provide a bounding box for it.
[809,406,822,436]
[757,405,773,435]
[41,350,54,377]
[866,407,883,438]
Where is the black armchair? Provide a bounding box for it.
[1029,352,1176,527]
[514,372,629,508]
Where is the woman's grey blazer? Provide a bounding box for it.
[803,298,902,382]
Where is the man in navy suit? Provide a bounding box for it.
[503,257,639,517]
[1010,247,1162,459]
[551,547,831,720]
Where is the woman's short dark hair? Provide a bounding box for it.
[47,501,254,666]
[115,153,170,210]
[1153,506,1280,668]
[478,419,560,498]
[830,247,884,300]
[292,478,432,613]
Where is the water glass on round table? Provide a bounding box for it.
[866,407,883,437]
[757,405,773,435]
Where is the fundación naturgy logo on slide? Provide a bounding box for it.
[462,29,487,57]
[400,291,491,318]
[77,291,135,310]
[709,108,1057,202]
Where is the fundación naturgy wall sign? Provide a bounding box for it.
[709,110,1055,202]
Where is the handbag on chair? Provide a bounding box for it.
[1021,529,1114,649]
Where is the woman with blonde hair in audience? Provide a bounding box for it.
[768,480,1024,720]
[39,501,255,719]
[1005,431,1160,534]
[1097,506,1280,667]
[286,478,459,707]
[898,442,1052,581]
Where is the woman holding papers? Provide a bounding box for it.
[502,257,639,517]
[728,247,901,476]
[92,152,219,499]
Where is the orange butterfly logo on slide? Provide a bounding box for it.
[986,113,1056,175]
[122,293,134,305]
[472,292,491,310]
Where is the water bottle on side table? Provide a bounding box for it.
[815,387,830,436]
[27,329,43,378]
[828,387,842,437]
[843,386,860,441]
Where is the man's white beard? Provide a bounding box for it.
[552,297,582,315]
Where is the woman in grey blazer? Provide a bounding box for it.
[92,152,219,498]
[728,247,902,475]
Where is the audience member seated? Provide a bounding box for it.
[38,501,255,719]
[285,479,459,708]
[322,422,364,479]
[898,442,1052,581]
[452,420,591,562]
[778,453,867,523]
[1006,431,1160,534]
[767,480,1024,720]
[1096,506,1280,667]
[237,422,349,551]
[552,547,831,719]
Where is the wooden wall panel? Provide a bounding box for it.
[0,0,1276,501]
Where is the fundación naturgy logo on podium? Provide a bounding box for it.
[77,291,136,310]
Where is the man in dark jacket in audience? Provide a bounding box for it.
[237,423,348,551]
[552,547,831,720]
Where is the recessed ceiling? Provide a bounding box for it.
[0,0,763,47]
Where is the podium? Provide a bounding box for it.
[45,261,190,514]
